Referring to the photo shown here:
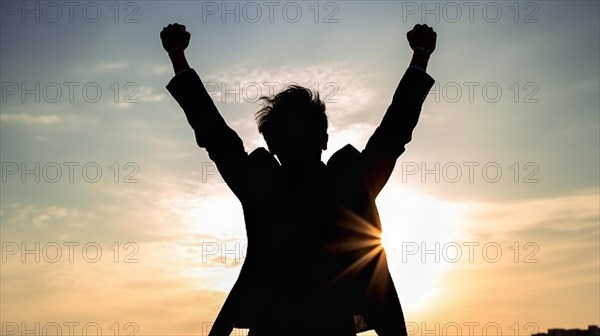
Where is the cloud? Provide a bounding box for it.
[205,61,379,126]
[113,85,167,109]
[0,113,61,125]
[136,85,167,103]
[87,61,129,74]
[0,203,101,240]
[466,188,599,236]
[68,61,129,78]
[414,188,600,328]
[0,109,98,127]
[150,64,172,75]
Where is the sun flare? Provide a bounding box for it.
[377,186,466,312]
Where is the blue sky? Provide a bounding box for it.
[1,1,599,335]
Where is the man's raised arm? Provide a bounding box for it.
[161,23,248,194]
[361,24,437,196]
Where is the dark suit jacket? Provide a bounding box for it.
[167,67,434,336]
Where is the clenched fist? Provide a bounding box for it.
[160,23,191,53]
[407,24,437,55]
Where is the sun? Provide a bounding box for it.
[376,186,465,312]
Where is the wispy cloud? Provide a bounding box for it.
[0,113,61,125]
[150,64,172,75]
[0,112,98,127]
[88,61,129,74]
[206,61,378,125]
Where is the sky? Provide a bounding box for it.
[0,1,599,335]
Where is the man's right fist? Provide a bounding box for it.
[407,24,436,55]
[161,23,191,53]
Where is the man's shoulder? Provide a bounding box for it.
[248,147,279,167]
[327,144,361,170]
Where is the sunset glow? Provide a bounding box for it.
[1,1,598,335]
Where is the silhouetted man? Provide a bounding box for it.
[162,23,436,336]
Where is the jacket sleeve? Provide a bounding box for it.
[361,67,435,197]
[166,69,249,197]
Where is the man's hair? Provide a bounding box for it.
[255,85,327,146]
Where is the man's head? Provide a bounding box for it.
[256,85,328,164]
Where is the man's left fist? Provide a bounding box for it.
[160,23,191,53]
